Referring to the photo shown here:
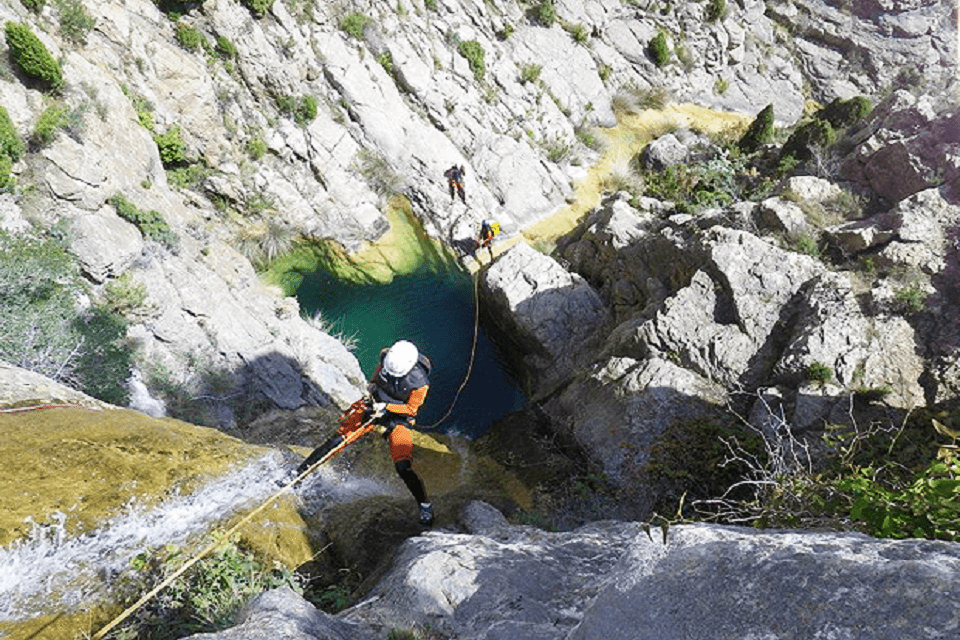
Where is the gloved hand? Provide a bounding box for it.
[369,402,388,418]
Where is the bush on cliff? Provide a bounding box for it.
[0,227,132,404]
[0,105,23,191]
[110,193,180,250]
[56,0,96,45]
[738,104,775,153]
[4,21,63,91]
[240,0,272,19]
[648,31,670,68]
[458,40,486,81]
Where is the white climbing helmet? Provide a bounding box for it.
[383,340,419,377]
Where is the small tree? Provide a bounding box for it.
[4,21,64,90]
[738,104,774,153]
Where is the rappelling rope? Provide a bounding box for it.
[91,419,375,640]
[419,271,481,431]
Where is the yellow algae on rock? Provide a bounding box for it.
[522,104,749,247]
[267,196,459,293]
[0,406,259,545]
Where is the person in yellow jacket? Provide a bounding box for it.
[478,218,500,261]
[297,340,434,525]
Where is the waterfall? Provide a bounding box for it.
[0,451,389,622]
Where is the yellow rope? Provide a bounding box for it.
[91,421,374,640]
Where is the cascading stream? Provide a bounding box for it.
[0,452,386,622]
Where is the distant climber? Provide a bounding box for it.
[444,164,466,204]
[477,217,500,261]
[297,340,435,526]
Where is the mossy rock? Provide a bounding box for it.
[0,406,260,544]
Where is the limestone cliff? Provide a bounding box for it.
[1,0,955,426]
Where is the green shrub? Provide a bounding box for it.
[705,0,726,22]
[519,63,542,84]
[102,272,148,316]
[153,125,186,167]
[0,227,131,403]
[542,135,572,163]
[819,95,873,129]
[56,0,96,45]
[21,0,45,12]
[805,360,834,384]
[534,0,556,27]
[643,151,745,213]
[457,39,486,81]
[644,415,765,517]
[424,0,437,9]
[240,0,272,18]
[276,95,318,125]
[0,155,14,192]
[780,118,837,164]
[215,35,237,59]
[0,105,24,162]
[73,305,133,406]
[113,535,302,638]
[566,22,589,43]
[792,232,820,257]
[110,192,179,250]
[738,104,774,153]
[648,31,670,67]
[4,21,64,90]
[32,102,70,147]
[837,457,960,540]
[340,12,371,39]
[894,281,926,314]
[175,21,205,51]
[246,134,267,160]
[165,163,213,190]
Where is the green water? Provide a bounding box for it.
[296,267,526,438]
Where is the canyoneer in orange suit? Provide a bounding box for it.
[297,340,434,525]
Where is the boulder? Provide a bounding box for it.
[337,519,960,640]
[839,91,960,205]
[185,587,376,640]
[545,355,726,483]
[642,227,824,387]
[68,205,144,283]
[755,196,811,239]
[774,272,925,410]
[825,188,960,273]
[481,242,609,396]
